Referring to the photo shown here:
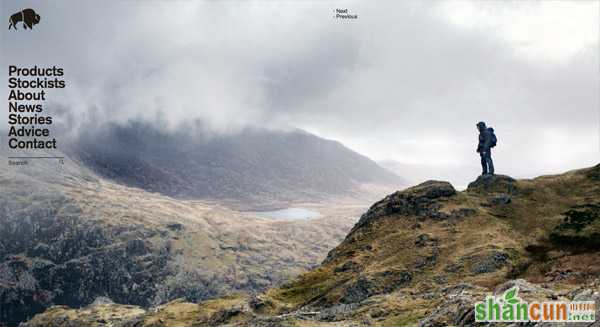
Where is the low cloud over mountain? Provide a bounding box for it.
[67,120,405,206]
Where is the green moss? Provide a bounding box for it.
[270,267,347,307]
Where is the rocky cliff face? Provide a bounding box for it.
[0,198,170,326]
[20,165,600,326]
[0,156,361,327]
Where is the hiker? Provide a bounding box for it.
[476,121,496,175]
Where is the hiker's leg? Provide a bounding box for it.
[487,151,494,175]
[480,153,488,175]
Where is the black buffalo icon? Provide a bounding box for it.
[8,8,41,30]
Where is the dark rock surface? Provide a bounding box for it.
[166,223,184,231]
[467,174,518,194]
[349,180,456,234]
[486,193,512,206]
[549,203,600,249]
[470,251,509,274]
[0,197,171,327]
[340,277,377,304]
[340,270,412,304]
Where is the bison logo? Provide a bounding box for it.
[8,8,41,30]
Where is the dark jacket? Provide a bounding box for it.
[477,128,493,152]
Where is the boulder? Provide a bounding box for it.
[470,251,509,274]
[467,174,518,195]
[350,181,456,233]
[403,180,457,199]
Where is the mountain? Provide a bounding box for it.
[68,121,405,207]
[0,151,365,327]
[0,121,405,326]
[26,164,600,325]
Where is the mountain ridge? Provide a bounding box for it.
[67,121,406,207]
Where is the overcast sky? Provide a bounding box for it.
[2,0,598,181]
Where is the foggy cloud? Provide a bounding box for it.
[1,0,598,185]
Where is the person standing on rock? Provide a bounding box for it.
[476,121,496,175]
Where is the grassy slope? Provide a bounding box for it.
[261,165,600,324]
[23,164,600,326]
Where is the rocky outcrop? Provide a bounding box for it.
[350,180,456,233]
[0,208,171,327]
[340,270,412,304]
[419,279,600,327]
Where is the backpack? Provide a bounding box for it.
[489,128,497,147]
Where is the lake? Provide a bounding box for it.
[245,207,322,220]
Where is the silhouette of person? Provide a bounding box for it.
[476,121,495,175]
